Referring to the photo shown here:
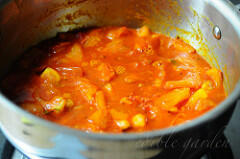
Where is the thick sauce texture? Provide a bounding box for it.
[1,26,226,133]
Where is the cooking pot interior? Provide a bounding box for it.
[0,0,239,95]
[0,1,239,159]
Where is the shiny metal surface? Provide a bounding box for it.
[0,0,239,159]
[12,150,27,159]
[213,25,222,40]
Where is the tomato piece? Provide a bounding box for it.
[41,67,61,84]
[96,63,115,82]
[185,88,208,110]
[65,43,83,62]
[206,68,223,88]
[154,88,190,112]
[76,78,98,104]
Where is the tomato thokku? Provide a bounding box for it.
[0,26,225,133]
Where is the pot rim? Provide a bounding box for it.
[0,0,240,141]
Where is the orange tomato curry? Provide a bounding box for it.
[1,26,226,133]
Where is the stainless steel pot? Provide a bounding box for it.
[0,0,239,159]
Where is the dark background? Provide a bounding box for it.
[231,0,240,4]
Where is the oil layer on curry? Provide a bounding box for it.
[1,26,225,133]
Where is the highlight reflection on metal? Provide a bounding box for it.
[213,25,222,40]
